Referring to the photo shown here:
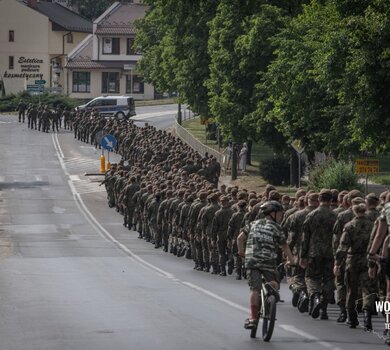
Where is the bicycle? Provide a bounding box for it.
[249,263,289,341]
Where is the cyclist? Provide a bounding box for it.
[237,200,294,329]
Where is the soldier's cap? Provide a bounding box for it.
[348,189,364,200]
[307,193,319,201]
[295,189,307,198]
[231,188,239,195]
[249,199,258,207]
[298,196,306,202]
[380,191,389,200]
[351,197,365,205]
[352,203,366,214]
[339,190,349,197]
[237,200,247,208]
[366,193,379,202]
[220,195,229,202]
[208,193,219,202]
[282,195,290,201]
[268,190,281,201]
[198,192,208,200]
[265,184,276,191]
[319,189,332,201]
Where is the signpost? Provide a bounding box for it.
[26,84,43,92]
[34,80,46,85]
[100,134,117,171]
[291,139,305,188]
[355,158,380,194]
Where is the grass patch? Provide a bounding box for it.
[371,174,390,185]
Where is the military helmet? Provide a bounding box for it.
[260,200,283,215]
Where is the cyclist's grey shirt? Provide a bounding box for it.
[243,218,286,271]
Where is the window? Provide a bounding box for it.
[102,38,120,55]
[126,74,144,94]
[9,30,14,42]
[127,38,135,55]
[102,72,120,93]
[9,56,14,70]
[72,72,90,93]
[67,33,73,44]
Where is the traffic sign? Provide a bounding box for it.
[355,159,380,174]
[34,80,46,85]
[101,134,117,151]
[26,84,43,92]
[291,139,305,154]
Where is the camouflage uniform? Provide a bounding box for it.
[301,204,337,314]
[211,205,234,275]
[201,201,220,273]
[335,213,374,327]
[227,206,246,278]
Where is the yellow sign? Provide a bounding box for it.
[355,159,379,174]
[291,139,305,154]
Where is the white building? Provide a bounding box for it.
[65,1,154,100]
[0,0,92,95]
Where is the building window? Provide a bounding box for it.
[67,33,73,44]
[9,30,14,42]
[102,72,120,93]
[126,74,144,94]
[9,56,14,70]
[102,38,120,55]
[127,38,135,55]
[72,71,90,92]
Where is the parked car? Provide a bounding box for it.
[75,96,136,119]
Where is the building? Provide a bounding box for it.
[0,0,92,96]
[65,1,154,100]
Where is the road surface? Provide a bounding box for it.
[0,109,386,350]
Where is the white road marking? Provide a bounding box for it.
[52,132,343,350]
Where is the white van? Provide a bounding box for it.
[76,96,136,119]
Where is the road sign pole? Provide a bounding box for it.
[298,153,301,188]
[107,151,111,170]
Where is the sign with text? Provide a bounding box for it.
[355,159,380,174]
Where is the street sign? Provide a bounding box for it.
[26,84,43,92]
[101,134,117,151]
[355,159,380,174]
[34,80,46,85]
[291,139,305,154]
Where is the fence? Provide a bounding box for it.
[174,120,224,165]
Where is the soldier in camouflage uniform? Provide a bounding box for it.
[332,190,364,322]
[121,176,140,230]
[237,200,294,329]
[227,200,247,279]
[147,192,162,247]
[187,192,208,270]
[300,189,337,320]
[287,193,319,312]
[333,190,349,215]
[365,193,380,222]
[335,203,374,329]
[201,194,220,273]
[212,196,234,276]
[157,190,173,252]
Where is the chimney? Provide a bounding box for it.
[27,0,38,8]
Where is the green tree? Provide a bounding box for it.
[70,0,117,20]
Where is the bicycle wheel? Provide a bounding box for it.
[262,295,276,342]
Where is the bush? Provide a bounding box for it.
[308,159,363,191]
[0,91,80,112]
[259,157,290,186]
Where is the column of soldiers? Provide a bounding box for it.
[17,102,390,338]
[17,102,75,133]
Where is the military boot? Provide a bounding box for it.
[363,310,372,331]
[320,302,328,320]
[292,287,300,308]
[203,262,210,273]
[298,291,309,313]
[336,305,347,323]
[227,260,234,275]
[211,264,219,275]
[311,294,322,319]
[348,309,359,328]
[193,262,199,270]
[219,265,227,276]
[236,268,242,280]
[196,261,204,271]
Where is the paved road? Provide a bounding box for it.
[0,112,387,350]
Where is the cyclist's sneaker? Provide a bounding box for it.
[244,318,258,329]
